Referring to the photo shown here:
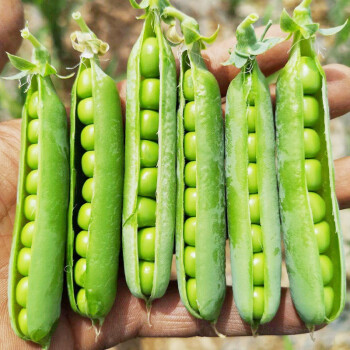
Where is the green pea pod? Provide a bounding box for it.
[66,12,124,323]
[276,0,346,327]
[164,6,226,322]
[6,28,69,348]
[123,0,177,303]
[224,14,282,329]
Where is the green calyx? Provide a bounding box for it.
[129,0,171,19]
[223,14,281,69]
[280,0,348,39]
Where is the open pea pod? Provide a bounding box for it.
[276,0,347,328]
[224,14,282,329]
[6,28,69,348]
[123,0,177,304]
[163,6,226,323]
[66,12,124,323]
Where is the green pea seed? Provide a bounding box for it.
[184,246,196,278]
[184,101,196,132]
[303,96,319,127]
[184,217,196,246]
[16,276,29,308]
[82,178,94,203]
[186,278,199,312]
[81,124,95,151]
[184,188,197,217]
[249,194,260,224]
[248,163,258,194]
[305,159,322,191]
[77,97,94,125]
[26,170,38,195]
[139,261,154,295]
[185,161,196,187]
[140,37,159,78]
[309,192,326,224]
[140,140,159,167]
[248,133,257,162]
[17,247,31,276]
[304,128,321,158]
[81,151,95,177]
[27,144,39,170]
[27,119,39,144]
[24,195,37,221]
[251,224,263,253]
[76,288,88,314]
[314,221,331,254]
[324,286,334,317]
[319,254,333,285]
[183,69,194,101]
[137,197,156,227]
[77,203,92,230]
[18,308,29,336]
[140,79,160,110]
[77,68,93,99]
[299,56,322,94]
[247,84,255,106]
[140,110,159,141]
[253,286,264,320]
[247,106,256,132]
[138,168,157,198]
[184,132,196,161]
[138,227,156,261]
[21,221,35,248]
[75,231,89,258]
[28,91,39,119]
[74,258,87,287]
[252,252,264,286]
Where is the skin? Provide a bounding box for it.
[1,23,350,349]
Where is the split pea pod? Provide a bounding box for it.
[123,0,177,303]
[66,12,124,322]
[276,0,346,327]
[224,15,281,329]
[163,6,226,322]
[7,28,69,348]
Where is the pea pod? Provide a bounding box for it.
[6,27,69,348]
[224,14,282,329]
[164,6,226,322]
[276,0,347,327]
[66,12,124,323]
[123,0,177,303]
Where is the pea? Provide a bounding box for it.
[81,124,95,151]
[140,79,160,110]
[21,222,35,248]
[303,96,319,127]
[185,161,196,187]
[81,151,95,177]
[18,308,29,336]
[184,217,196,246]
[140,37,159,78]
[77,68,93,99]
[304,128,321,158]
[249,194,260,224]
[140,110,159,141]
[252,252,264,286]
[309,192,326,224]
[27,144,39,169]
[138,227,156,261]
[137,197,156,227]
[138,168,157,198]
[16,277,29,308]
[77,97,94,125]
[74,258,87,287]
[251,224,263,253]
[24,195,37,221]
[186,278,199,311]
[25,170,38,195]
[184,101,196,131]
[319,255,333,285]
[314,221,331,254]
[17,248,31,276]
[140,140,159,167]
[248,163,258,194]
[247,106,256,132]
[27,119,39,143]
[139,261,154,295]
[184,188,197,217]
[76,288,88,314]
[248,133,257,162]
[253,286,264,320]
[184,246,196,278]
[324,286,334,317]
[247,86,255,106]
[28,91,39,119]
[77,203,92,230]
[298,56,321,94]
[184,132,196,161]
[305,159,322,191]
[75,231,89,258]
[183,69,194,101]
[82,178,94,203]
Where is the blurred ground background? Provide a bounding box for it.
[1,0,350,349]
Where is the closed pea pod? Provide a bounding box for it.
[66,12,124,323]
[276,0,346,327]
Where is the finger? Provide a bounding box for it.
[335,156,350,209]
